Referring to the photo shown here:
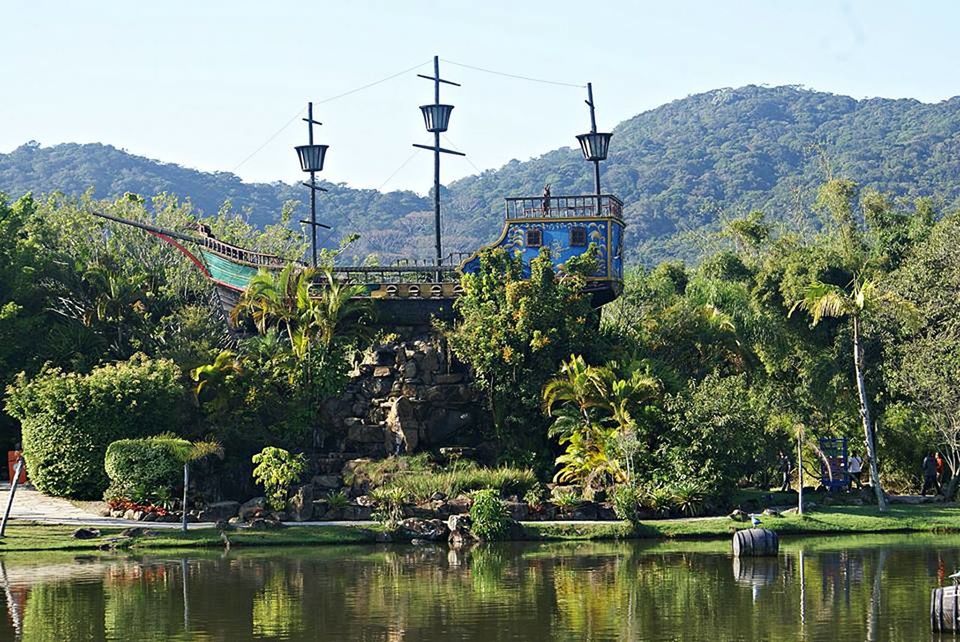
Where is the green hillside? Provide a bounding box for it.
[4,85,960,264]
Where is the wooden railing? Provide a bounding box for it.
[504,194,623,220]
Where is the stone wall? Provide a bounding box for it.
[319,330,485,458]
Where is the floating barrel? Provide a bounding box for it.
[932,585,960,632]
[732,528,779,557]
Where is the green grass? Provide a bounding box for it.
[524,504,960,541]
[0,522,382,552]
[6,504,960,552]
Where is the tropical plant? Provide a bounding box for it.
[146,434,224,532]
[370,486,406,529]
[469,489,510,541]
[252,447,307,511]
[104,438,183,504]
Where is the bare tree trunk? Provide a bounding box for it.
[797,427,804,516]
[181,464,189,533]
[853,316,886,511]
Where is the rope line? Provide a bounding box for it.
[377,148,423,191]
[231,107,303,172]
[313,59,432,105]
[441,134,484,175]
[232,59,432,172]
[441,58,585,88]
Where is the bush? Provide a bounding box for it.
[104,438,182,503]
[610,485,642,525]
[469,489,510,541]
[4,355,184,498]
[370,486,406,529]
[251,447,307,511]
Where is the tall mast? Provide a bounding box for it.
[294,102,330,267]
[576,83,612,215]
[414,55,465,268]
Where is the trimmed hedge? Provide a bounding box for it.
[105,438,182,503]
[5,355,185,499]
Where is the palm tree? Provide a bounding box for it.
[790,277,895,510]
[148,434,224,532]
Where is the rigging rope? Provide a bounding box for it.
[377,148,423,191]
[440,58,585,88]
[232,59,433,172]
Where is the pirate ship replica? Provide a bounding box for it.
[92,58,625,326]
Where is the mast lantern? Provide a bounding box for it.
[576,131,611,162]
[295,143,329,172]
[419,104,455,133]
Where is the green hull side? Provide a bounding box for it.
[200,250,263,290]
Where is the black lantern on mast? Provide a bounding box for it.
[295,101,331,267]
[413,56,465,269]
[577,83,612,213]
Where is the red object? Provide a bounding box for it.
[7,451,27,484]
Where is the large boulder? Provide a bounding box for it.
[386,396,420,453]
[397,517,449,542]
[312,474,342,490]
[198,501,240,522]
[287,485,314,522]
[239,497,268,521]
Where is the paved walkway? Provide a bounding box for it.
[1,484,191,528]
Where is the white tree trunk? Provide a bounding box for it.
[853,316,886,511]
[181,464,189,533]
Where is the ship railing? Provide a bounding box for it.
[199,237,289,267]
[390,252,472,268]
[504,194,623,220]
[329,264,462,285]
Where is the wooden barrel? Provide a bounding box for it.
[931,585,960,632]
[732,528,779,557]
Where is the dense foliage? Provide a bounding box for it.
[447,246,602,468]
[5,356,184,498]
[104,438,183,504]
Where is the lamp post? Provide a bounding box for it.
[413,55,465,269]
[294,102,330,267]
[576,83,612,214]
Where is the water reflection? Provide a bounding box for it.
[1,535,956,641]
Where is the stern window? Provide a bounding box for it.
[570,227,587,247]
[526,228,543,248]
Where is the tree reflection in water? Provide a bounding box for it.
[0,535,957,641]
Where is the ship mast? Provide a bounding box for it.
[414,55,465,268]
[576,83,612,215]
[294,102,331,267]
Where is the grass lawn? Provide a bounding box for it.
[0,522,382,552]
[4,504,960,551]
[524,503,960,541]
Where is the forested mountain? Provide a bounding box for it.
[4,85,960,264]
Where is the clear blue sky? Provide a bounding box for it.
[2,1,956,193]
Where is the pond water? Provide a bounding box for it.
[2,533,957,641]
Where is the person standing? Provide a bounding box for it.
[936,451,945,488]
[777,450,792,492]
[848,452,863,489]
[922,452,940,496]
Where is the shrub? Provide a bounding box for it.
[370,486,406,529]
[670,479,709,517]
[104,438,181,503]
[251,447,307,510]
[4,355,184,498]
[326,490,349,510]
[550,486,582,509]
[469,489,510,541]
[643,485,675,518]
[610,485,642,525]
